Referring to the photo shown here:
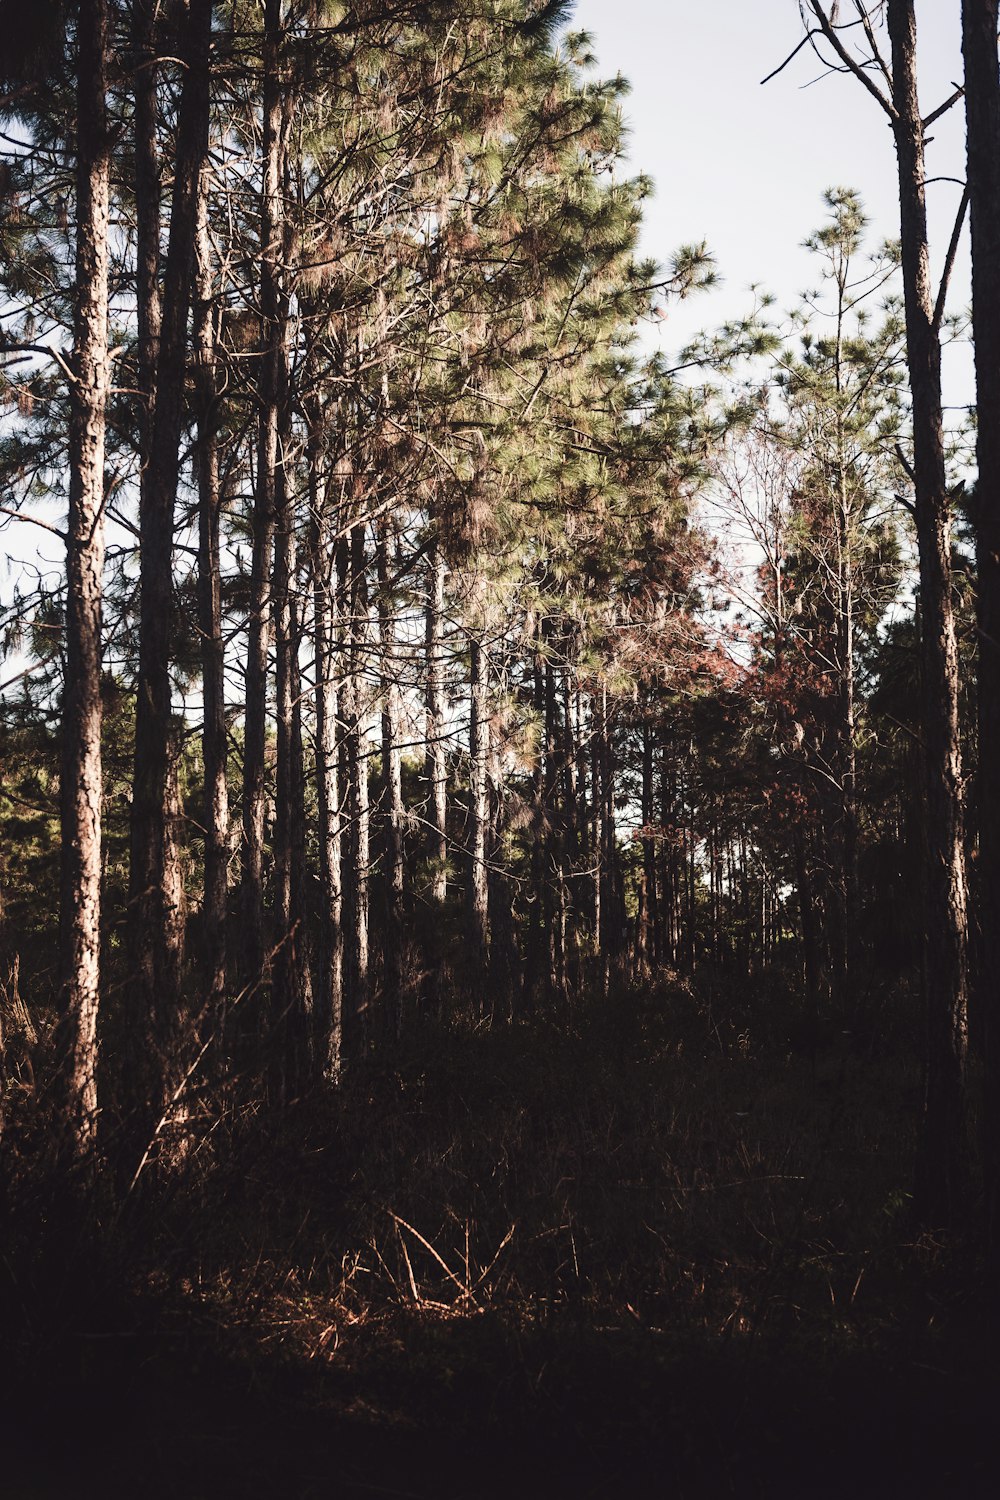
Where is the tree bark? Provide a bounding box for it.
[131,0,160,496]
[273,431,311,1091]
[194,158,229,1024]
[888,0,970,1226]
[378,520,405,1036]
[468,632,490,1006]
[129,0,214,1108]
[422,543,448,1014]
[961,0,1000,1254]
[425,544,449,906]
[59,0,111,1160]
[311,454,344,1082]
[241,0,284,988]
[344,522,371,1050]
[641,721,659,971]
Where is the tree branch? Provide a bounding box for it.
[806,0,897,119]
[0,505,66,540]
[1,340,78,386]
[923,84,965,130]
[760,29,819,86]
[854,1,893,93]
[932,183,970,334]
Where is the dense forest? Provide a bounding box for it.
[1,3,999,1495]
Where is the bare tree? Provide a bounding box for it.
[785,0,970,1225]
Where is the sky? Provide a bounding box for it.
[0,3,977,664]
[569,0,972,396]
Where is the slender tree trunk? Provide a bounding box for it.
[590,692,603,957]
[425,545,448,904]
[194,160,229,1022]
[129,0,213,1111]
[59,0,111,1160]
[127,0,162,1053]
[888,0,970,1225]
[640,722,658,972]
[522,647,547,1011]
[132,0,160,496]
[311,457,344,1082]
[596,684,620,981]
[543,647,565,1005]
[423,544,448,1013]
[564,675,584,981]
[837,465,860,1020]
[795,830,821,1065]
[377,521,405,1036]
[962,0,1000,1256]
[660,739,678,967]
[345,522,371,1049]
[487,744,519,1019]
[271,100,311,1086]
[686,796,696,973]
[468,632,491,1007]
[273,451,311,1089]
[241,0,284,987]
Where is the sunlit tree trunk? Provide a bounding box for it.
[242,0,285,988]
[344,521,371,1049]
[194,160,229,1021]
[468,632,491,1007]
[423,544,448,1013]
[640,721,659,971]
[273,441,312,1090]
[378,520,404,1036]
[425,544,449,904]
[59,0,111,1160]
[310,438,344,1081]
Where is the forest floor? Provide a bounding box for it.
[2,974,997,1498]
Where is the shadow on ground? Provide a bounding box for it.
[2,1307,997,1499]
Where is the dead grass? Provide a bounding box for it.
[139,980,967,1362]
[0,975,993,1497]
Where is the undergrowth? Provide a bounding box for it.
[0,974,995,1498]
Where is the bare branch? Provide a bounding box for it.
[854,1,893,92]
[806,0,897,118]
[923,84,965,130]
[932,184,970,334]
[0,505,67,540]
[1,341,78,386]
[760,29,820,87]
[894,444,916,485]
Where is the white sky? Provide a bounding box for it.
[571,0,972,402]
[0,4,977,668]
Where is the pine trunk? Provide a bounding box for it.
[468,634,490,1005]
[311,457,344,1082]
[273,458,311,1090]
[241,0,284,988]
[132,0,160,488]
[345,523,371,1049]
[961,0,1000,1254]
[129,0,213,1109]
[888,0,970,1225]
[641,722,659,970]
[59,0,111,1160]
[378,522,405,1036]
[194,160,229,1023]
[425,546,449,905]
[423,545,448,1013]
